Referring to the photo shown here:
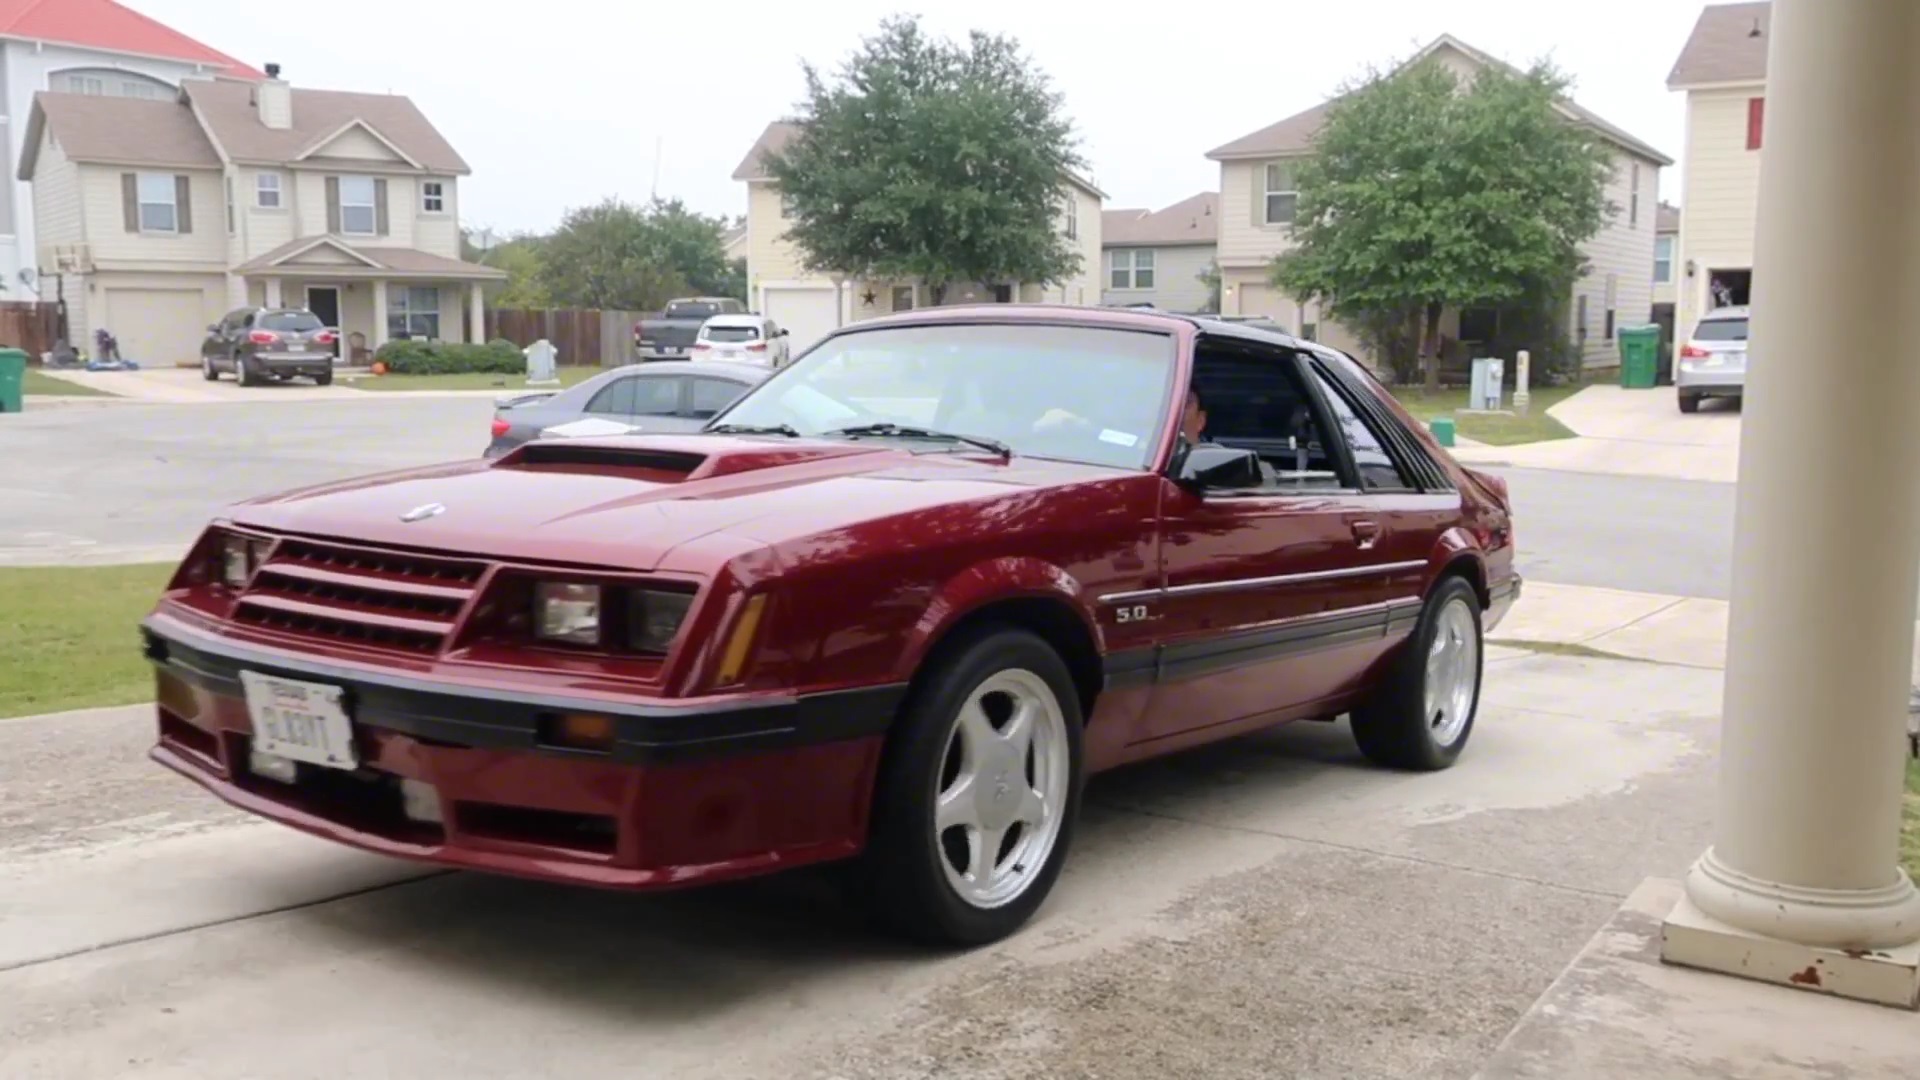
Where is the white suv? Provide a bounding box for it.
[1676,306,1748,413]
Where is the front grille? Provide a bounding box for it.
[234,536,488,654]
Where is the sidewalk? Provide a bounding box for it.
[1451,384,1742,485]
[28,367,521,404]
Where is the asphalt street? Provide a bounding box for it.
[0,396,1740,598]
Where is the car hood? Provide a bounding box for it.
[228,434,1125,571]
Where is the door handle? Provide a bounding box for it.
[1352,520,1380,550]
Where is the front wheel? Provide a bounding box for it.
[857,626,1084,946]
[201,355,219,381]
[1350,576,1483,771]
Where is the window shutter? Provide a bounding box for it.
[325,176,341,233]
[374,179,389,235]
[174,175,192,234]
[121,173,137,232]
[1747,98,1765,151]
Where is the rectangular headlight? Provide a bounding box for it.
[626,589,693,654]
[221,534,252,588]
[534,582,602,646]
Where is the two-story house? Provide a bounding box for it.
[1653,201,1680,345]
[1207,33,1671,373]
[1667,2,1768,355]
[1100,192,1218,312]
[0,0,259,301]
[733,120,1104,351]
[19,68,502,365]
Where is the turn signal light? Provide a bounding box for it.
[491,416,511,438]
[714,594,767,686]
[539,712,617,753]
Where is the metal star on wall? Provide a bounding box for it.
[861,289,877,307]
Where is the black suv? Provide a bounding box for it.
[201,307,338,386]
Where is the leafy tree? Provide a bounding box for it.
[539,198,734,311]
[1196,261,1221,314]
[1272,57,1613,390]
[765,15,1085,304]
[486,235,553,309]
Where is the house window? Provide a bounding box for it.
[255,172,282,209]
[1263,161,1297,225]
[1747,98,1765,151]
[136,172,177,233]
[387,285,440,340]
[122,81,160,100]
[339,176,377,235]
[1576,294,1588,342]
[1109,249,1155,290]
[890,285,915,311]
[225,176,234,236]
[1654,236,1675,283]
[779,191,796,218]
[1604,274,1618,340]
[63,74,105,95]
[1630,163,1640,227]
[1062,194,1077,239]
[422,180,446,214]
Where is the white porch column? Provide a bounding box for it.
[263,277,282,308]
[1662,0,1920,1008]
[370,279,389,349]
[468,282,485,344]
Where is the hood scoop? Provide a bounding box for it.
[494,436,888,483]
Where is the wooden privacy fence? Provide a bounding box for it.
[0,301,61,360]
[485,307,643,367]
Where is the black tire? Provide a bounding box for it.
[237,355,260,387]
[201,356,219,381]
[314,369,333,386]
[1678,393,1701,414]
[856,625,1085,946]
[1350,575,1483,771]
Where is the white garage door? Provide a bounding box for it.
[762,287,839,355]
[105,289,205,367]
[1235,283,1289,321]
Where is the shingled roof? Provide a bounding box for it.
[18,91,220,176]
[1103,192,1217,247]
[185,81,470,174]
[1667,3,1771,89]
[1209,34,1670,166]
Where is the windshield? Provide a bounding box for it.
[666,301,723,320]
[711,323,1177,469]
[1694,317,1749,342]
[260,311,324,332]
[703,325,760,342]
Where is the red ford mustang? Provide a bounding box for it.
[142,305,1518,945]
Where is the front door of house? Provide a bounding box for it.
[306,287,341,358]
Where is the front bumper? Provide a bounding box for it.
[142,614,904,889]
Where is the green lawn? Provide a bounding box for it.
[1387,382,1587,446]
[0,564,174,718]
[1904,757,1920,883]
[343,367,603,393]
[23,368,108,397]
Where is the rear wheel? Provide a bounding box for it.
[857,626,1083,946]
[1350,576,1483,771]
[237,355,260,387]
[314,368,333,387]
[1678,392,1701,414]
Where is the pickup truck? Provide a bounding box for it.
[633,297,746,360]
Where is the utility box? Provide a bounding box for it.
[1468,357,1505,411]
[0,347,25,413]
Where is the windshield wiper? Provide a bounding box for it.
[823,423,1012,458]
[707,422,801,437]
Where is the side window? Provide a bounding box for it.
[586,376,638,417]
[1312,370,1412,491]
[687,377,747,418]
[1189,346,1341,487]
[631,376,684,416]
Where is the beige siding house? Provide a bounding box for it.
[733,120,1105,352]
[1653,203,1680,308]
[1100,192,1217,312]
[19,72,502,366]
[1668,2,1769,356]
[1207,33,1671,373]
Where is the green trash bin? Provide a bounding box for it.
[0,347,25,413]
[1618,325,1661,389]
[1430,416,1456,448]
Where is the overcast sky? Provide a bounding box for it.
[140,0,1705,235]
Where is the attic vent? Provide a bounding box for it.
[509,443,706,474]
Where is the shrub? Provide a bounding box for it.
[374,338,524,375]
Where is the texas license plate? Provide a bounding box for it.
[240,670,357,770]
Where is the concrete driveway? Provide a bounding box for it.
[32,366,375,404]
[1454,385,1743,484]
